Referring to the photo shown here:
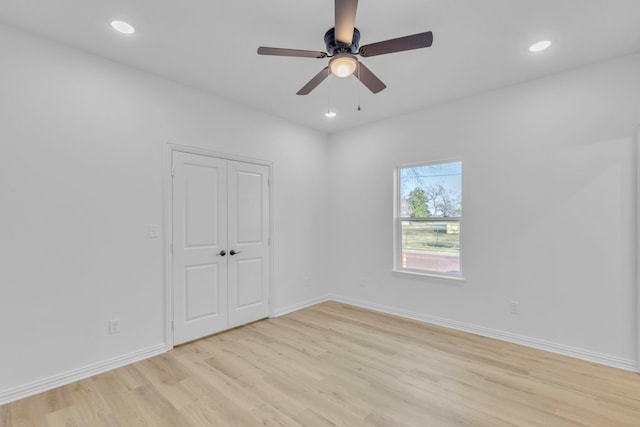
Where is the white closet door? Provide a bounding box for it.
[227,160,271,327]
[172,152,228,345]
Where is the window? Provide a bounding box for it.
[394,161,462,278]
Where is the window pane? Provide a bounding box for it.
[397,160,462,275]
[400,220,460,274]
[400,162,462,218]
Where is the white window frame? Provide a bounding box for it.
[393,160,465,281]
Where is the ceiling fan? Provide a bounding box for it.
[257,0,433,95]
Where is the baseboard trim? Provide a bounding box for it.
[3,295,637,405]
[328,294,639,373]
[0,343,167,405]
[273,295,330,317]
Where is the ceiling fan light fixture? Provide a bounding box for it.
[329,54,357,78]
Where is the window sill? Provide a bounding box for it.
[392,269,466,282]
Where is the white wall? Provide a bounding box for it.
[1,20,638,405]
[329,53,640,369]
[0,24,330,401]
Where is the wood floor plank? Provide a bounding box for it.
[3,301,640,426]
[0,403,11,427]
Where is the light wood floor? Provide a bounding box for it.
[2,301,640,426]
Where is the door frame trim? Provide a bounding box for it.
[164,143,274,350]
[636,126,639,371]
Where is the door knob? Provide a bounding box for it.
[229,250,242,256]
[218,250,226,256]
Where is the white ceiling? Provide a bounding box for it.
[1,1,639,133]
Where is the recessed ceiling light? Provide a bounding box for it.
[529,40,551,53]
[325,111,337,118]
[110,20,135,35]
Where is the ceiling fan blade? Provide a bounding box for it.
[297,67,330,95]
[258,47,327,59]
[335,0,359,45]
[358,31,433,57]
[355,62,386,94]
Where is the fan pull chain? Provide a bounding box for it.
[357,62,362,111]
[325,67,336,118]
[327,68,330,114]
[327,68,332,115]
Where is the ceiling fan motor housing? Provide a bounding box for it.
[324,27,360,55]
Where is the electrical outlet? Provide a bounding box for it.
[148,224,160,238]
[109,318,120,334]
[509,301,520,315]
[304,277,311,288]
[359,278,366,288]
